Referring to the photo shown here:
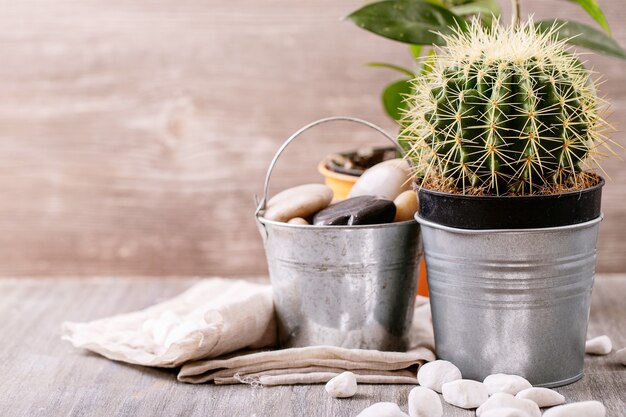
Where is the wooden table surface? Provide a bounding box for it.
[1,276,624,417]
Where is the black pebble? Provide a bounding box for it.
[313,195,396,226]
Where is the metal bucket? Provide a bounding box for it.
[417,214,602,387]
[255,117,422,351]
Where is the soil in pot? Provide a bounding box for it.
[318,146,398,201]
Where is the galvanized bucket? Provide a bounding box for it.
[255,116,421,351]
[416,214,602,387]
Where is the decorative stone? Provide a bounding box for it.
[324,371,357,398]
[585,335,612,355]
[287,217,309,225]
[394,190,418,222]
[615,347,626,365]
[349,158,412,200]
[476,393,541,417]
[441,379,489,409]
[516,387,565,408]
[417,360,462,393]
[408,386,443,417]
[263,184,333,222]
[542,401,606,417]
[483,374,532,395]
[312,196,396,226]
[481,408,532,417]
[356,402,409,417]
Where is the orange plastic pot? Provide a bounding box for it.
[317,160,359,201]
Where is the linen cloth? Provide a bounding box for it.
[62,278,435,385]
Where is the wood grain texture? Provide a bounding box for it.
[0,0,624,277]
[0,276,624,417]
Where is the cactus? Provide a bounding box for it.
[402,19,611,195]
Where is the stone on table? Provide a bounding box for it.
[312,195,396,226]
[324,371,357,398]
[441,379,489,409]
[356,402,409,417]
[476,393,540,417]
[542,401,606,417]
[585,335,612,355]
[349,158,412,200]
[483,373,532,395]
[408,386,443,417]
[481,408,531,417]
[263,184,333,222]
[417,360,462,393]
[515,387,565,408]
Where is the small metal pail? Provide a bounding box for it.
[417,214,603,387]
[255,117,422,351]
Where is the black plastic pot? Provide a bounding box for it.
[324,146,397,176]
[417,177,604,229]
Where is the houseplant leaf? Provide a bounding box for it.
[566,0,611,34]
[450,0,501,19]
[346,0,467,46]
[410,44,424,59]
[382,79,413,121]
[535,19,626,59]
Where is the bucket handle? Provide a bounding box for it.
[255,116,401,217]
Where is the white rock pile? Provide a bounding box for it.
[341,358,609,417]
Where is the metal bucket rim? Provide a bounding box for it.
[415,213,603,234]
[258,216,417,230]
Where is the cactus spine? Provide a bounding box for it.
[402,19,610,195]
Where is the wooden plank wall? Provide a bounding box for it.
[0,0,624,277]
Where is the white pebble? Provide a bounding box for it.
[356,402,409,417]
[417,360,462,393]
[349,158,411,200]
[287,217,309,225]
[542,401,606,417]
[263,184,333,222]
[476,393,540,417]
[483,374,532,395]
[441,379,489,409]
[616,347,626,365]
[325,371,357,398]
[408,386,443,417]
[481,408,531,417]
[585,335,612,355]
[516,387,565,407]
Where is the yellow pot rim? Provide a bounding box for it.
[317,160,360,183]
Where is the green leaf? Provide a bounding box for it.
[367,62,415,77]
[346,0,467,46]
[451,0,501,18]
[535,19,626,60]
[567,0,611,34]
[382,79,413,121]
[410,44,424,59]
